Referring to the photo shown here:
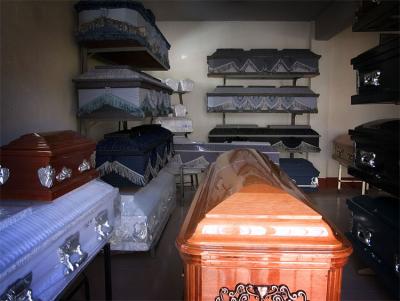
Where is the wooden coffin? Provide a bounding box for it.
[177,149,352,301]
[0,131,98,201]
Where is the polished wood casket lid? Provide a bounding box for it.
[177,149,351,257]
[0,131,98,201]
[1,131,95,156]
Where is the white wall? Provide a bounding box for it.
[1,1,79,145]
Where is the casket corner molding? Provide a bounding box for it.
[215,283,309,301]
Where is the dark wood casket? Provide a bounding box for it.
[0,131,98,201]
[177,149,352,301]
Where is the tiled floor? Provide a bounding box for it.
[70,185,397,300]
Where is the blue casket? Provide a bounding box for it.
[75,0,170,69]
[96,124,174,187]
[279,158,319,191]
[0,180,118,301]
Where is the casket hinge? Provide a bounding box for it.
[0,272,38,301]
[58,232,88,275]
[95,210,113,241]
[56,167,72,182]
[37,165,55,188]
[0,165,10,185]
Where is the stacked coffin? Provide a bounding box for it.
[208,125,320,153]
[207,85,318,113]
[74,1,176,253]
[95,124,176,252]
[0,131,119,300]
[206,48,321,191]
[347,31,399,296]
[75,0,171,70]
[207,48,320,77]
[74,66,173,119]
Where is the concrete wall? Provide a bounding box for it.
[1,0,79,145]
[1,2,398,178]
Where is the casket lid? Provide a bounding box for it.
[73,66,173,93]
[349,119,400,143]
[177,149,350,255]
[1,131,96,157]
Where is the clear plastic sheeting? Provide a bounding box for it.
[110,169,176,251]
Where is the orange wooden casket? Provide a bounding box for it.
[0,131,98,201]
[176,149,352,301]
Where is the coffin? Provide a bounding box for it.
[0,131,98,201]
[111,169,176,251]
[208,125,321,153]
[152,116,194,134]
[348,119,399,196]
[75,0,170,70]
[169,140,279,174]
[74,66,173,119]
[351,34,399,105]
[177,149,352,301]
[346,195,399,298]
[207,86,318,113]
[279,158,319,191]
[332,134,354,167]
[0,180,118,301]
[96,124,174,187]
[353,0,400,32]
[207,49,320,78]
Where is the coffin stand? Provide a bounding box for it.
[177,149,351,301]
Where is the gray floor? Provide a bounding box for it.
[72,185,397,301]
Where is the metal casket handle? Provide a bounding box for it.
[58,232,88,275]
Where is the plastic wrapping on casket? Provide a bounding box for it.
[0,180,118,301]
[74,66,173,118]
[279,158,320,192]
[96,125,174,187]
[346,195,399,297]
[75,0,170,69]
[207,49,320,76]
[208,125,321,153]
[167,141,280,175]
[207,85,318,113]
[110,169,176,251]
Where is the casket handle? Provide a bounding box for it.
[0,272,38,301]
[395,255,399,274]
[356,224,372,247]
[58,232,88,275]
[95,210,113,241]
[360,151,376,168]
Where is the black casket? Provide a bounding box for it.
[351,34,399,105]
[348,119,399,196]
[207,86,319,113]
[353,0,400,32]
[346,195,399,298]
[207,49,320,78]
[208,125,320,153]
[279,158,319,192]
[96,124,173,187]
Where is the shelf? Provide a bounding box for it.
[207,109,316,114]
[85,45,169,71]
[351,92,399,105]
[207,72,320,80]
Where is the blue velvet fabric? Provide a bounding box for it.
[96,125,173,187]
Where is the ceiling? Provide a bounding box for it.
[141,0,360,40]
